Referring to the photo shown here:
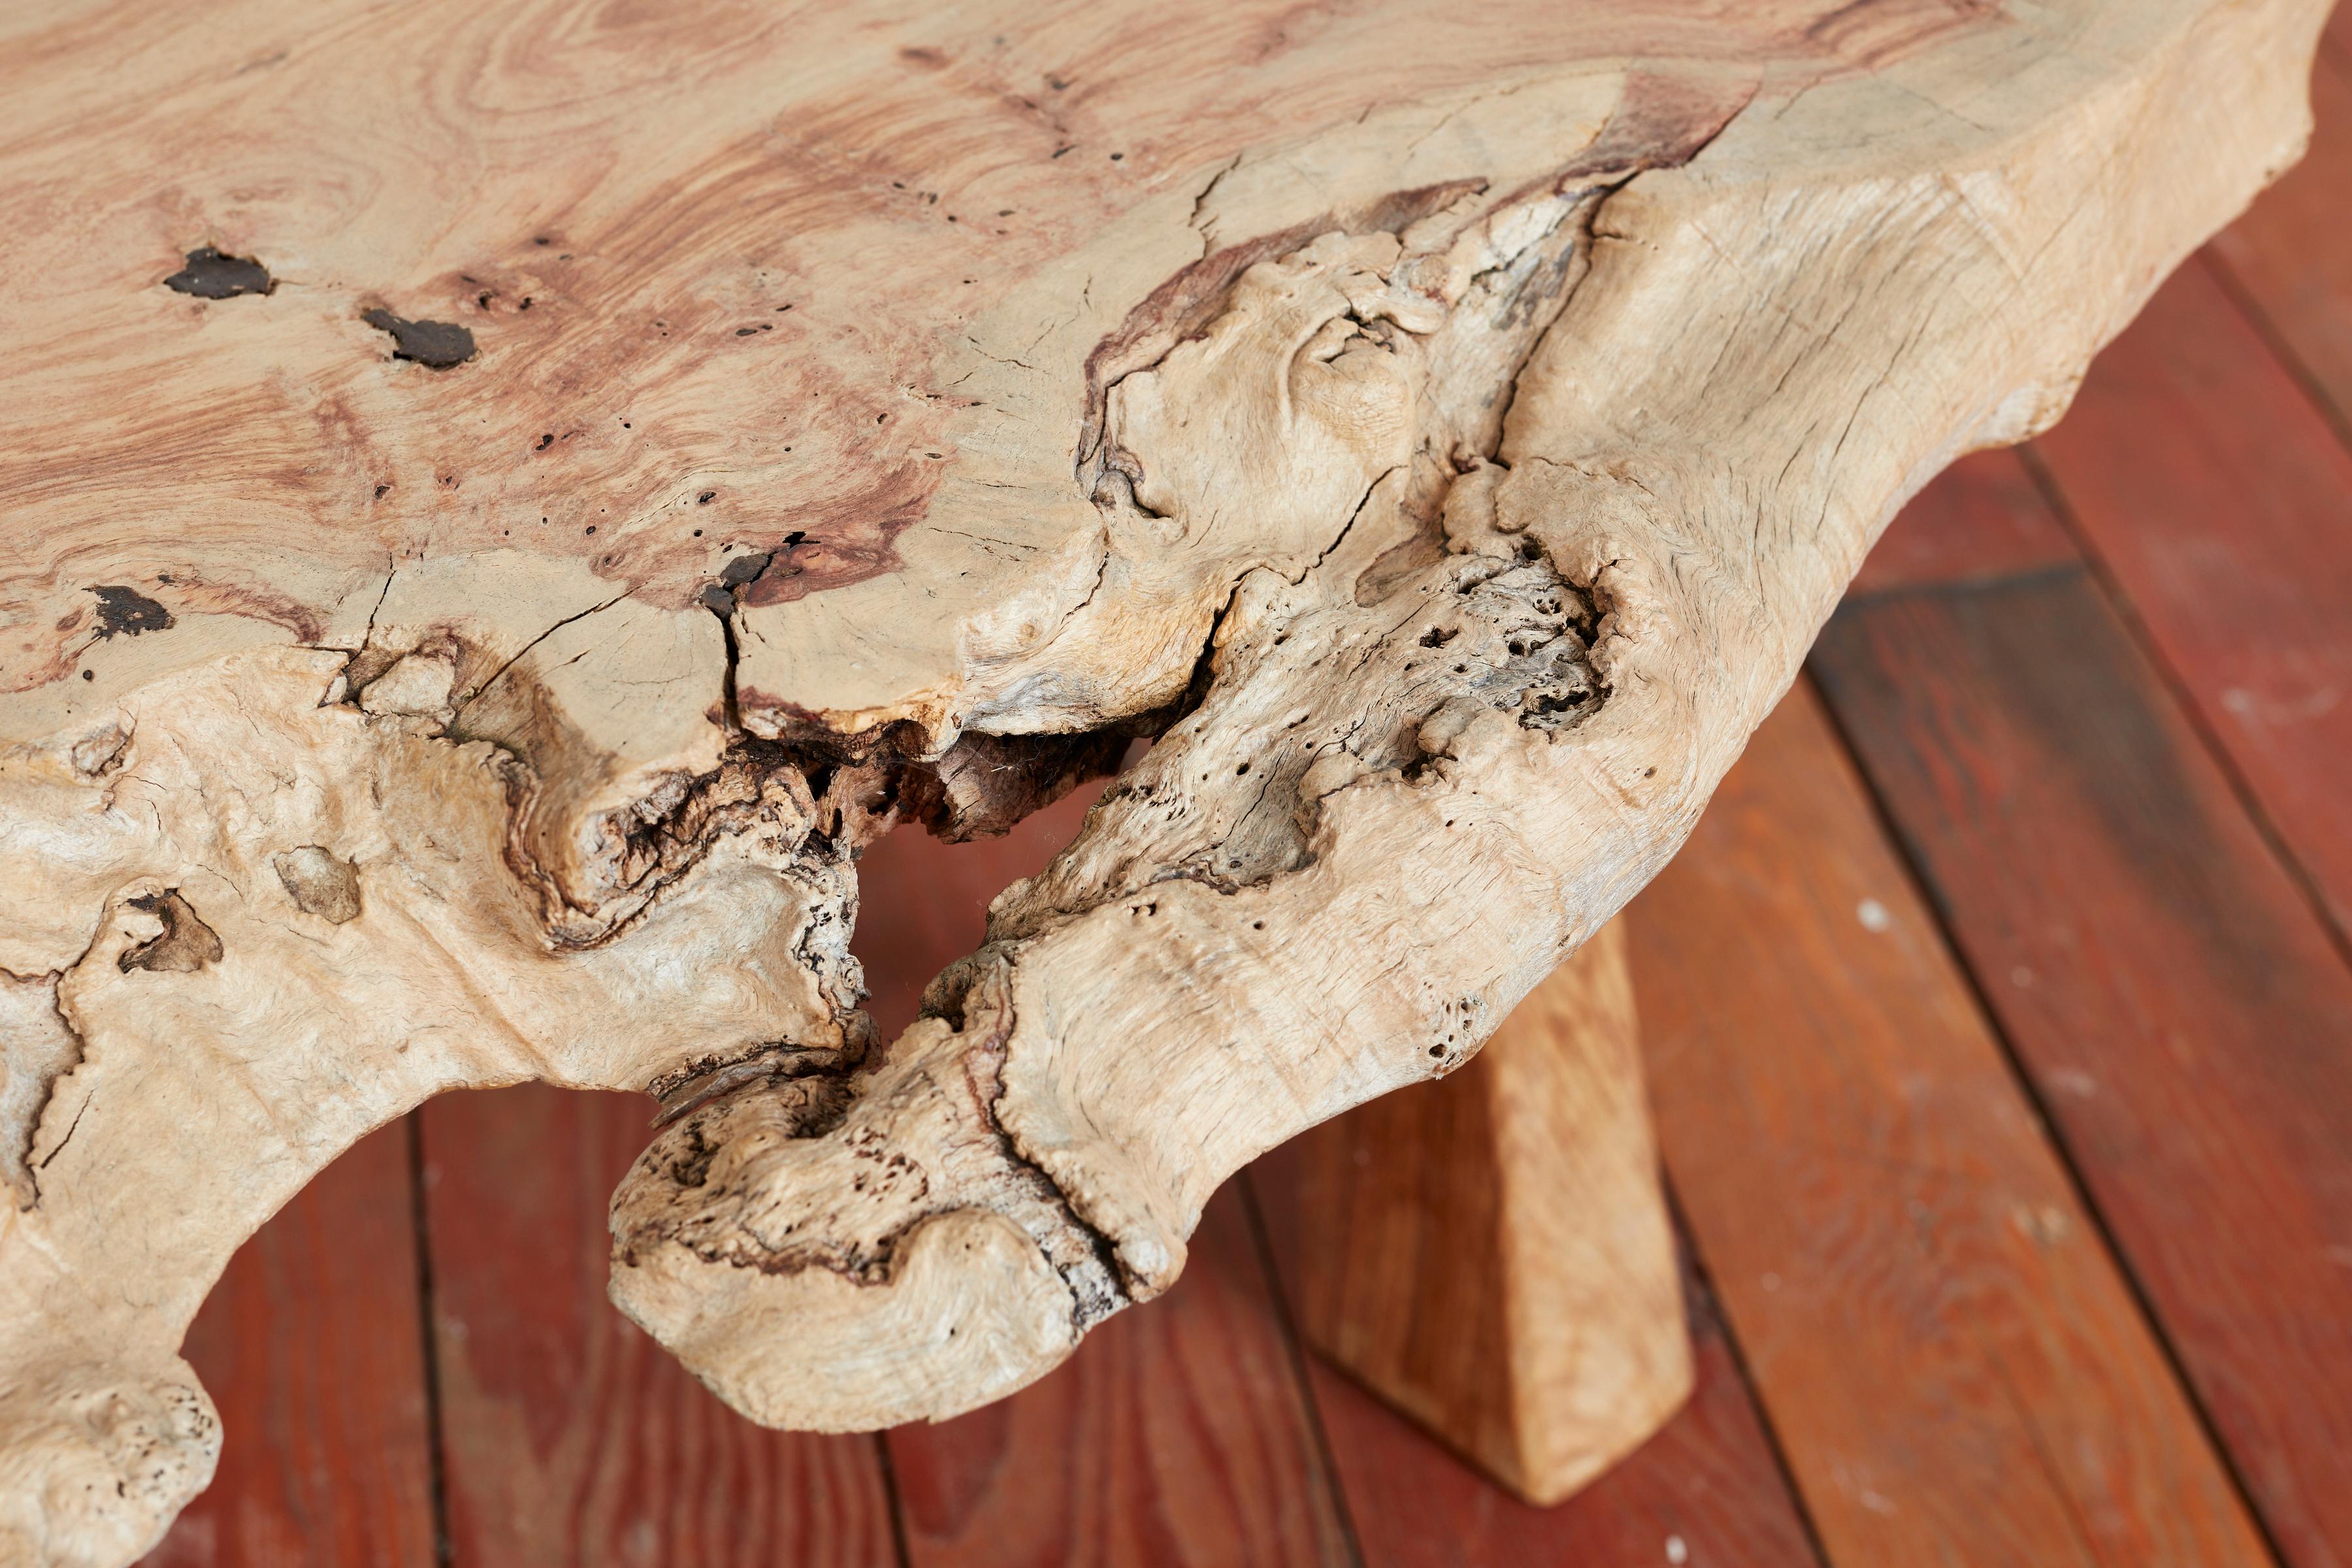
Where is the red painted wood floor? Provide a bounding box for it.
[148,24,2352,1567]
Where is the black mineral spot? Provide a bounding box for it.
[163,247,272,299]
[90,585,174,640]
[81,669,93,681]
[361,308,476,369]
[698,491,716,504]
[374,483,390,498]
[536,433,554,450]
[719,551,772,588]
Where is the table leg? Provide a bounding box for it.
[1277,921,1692,1504]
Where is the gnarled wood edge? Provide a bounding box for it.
[0,0,2328,1561]
[609,0,2323,1430]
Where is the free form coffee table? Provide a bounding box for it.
[0,0,2328,1560]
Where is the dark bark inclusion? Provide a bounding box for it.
[162,247,273,299]
[90,585,174,639]
[362,309,476,369]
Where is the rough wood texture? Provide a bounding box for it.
[1273,922,1690,1505]
[887,1186,1353,1568]
[0,0,2328,1560]
[853,794,1358,1567]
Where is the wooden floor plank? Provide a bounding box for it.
[1252,1141,1821,1568]
[851,784,1105,1041]
[1630,684,2270,1567]
[1814,553,2352,1566]
[887,1183,1353,1568]
[146,1120,439,1567]
[2030,257,2352,940]
[1847,449,2077,596]
[417,1085,897,1568]
[2208,39,2352,439]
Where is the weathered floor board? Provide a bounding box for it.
[2210,38,2352,438]
[146,1122,438,1567]
[416,1086,898,1568]
[887,1184,1354,1568]
[2029,259,2352,943]
[1814,492,2352,1566]
[1629,685,2272,1566]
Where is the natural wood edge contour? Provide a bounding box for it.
[0,0,2327,1561]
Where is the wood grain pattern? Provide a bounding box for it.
[1814,564,2352,1567]
[1267,922,1691,1506]
[2031,258,2352,939]
[1255,1173,1820,1568]
[0,0,1946,738]
[858,793,1352,1565]
[885,1183,1353,1568]
[1630,684,2270,1566]
[144,1121,437,1567]
[416,1085,896,1568]
[2,0,2335,1554]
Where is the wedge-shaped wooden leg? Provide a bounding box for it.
[1280,921,1691,1504]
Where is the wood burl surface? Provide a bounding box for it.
[0,1,2332,1563]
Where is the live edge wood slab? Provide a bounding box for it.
[0,0,2326,1561]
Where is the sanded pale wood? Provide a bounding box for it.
[0,0,2330,1561]
[1277,922,1689,1505]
